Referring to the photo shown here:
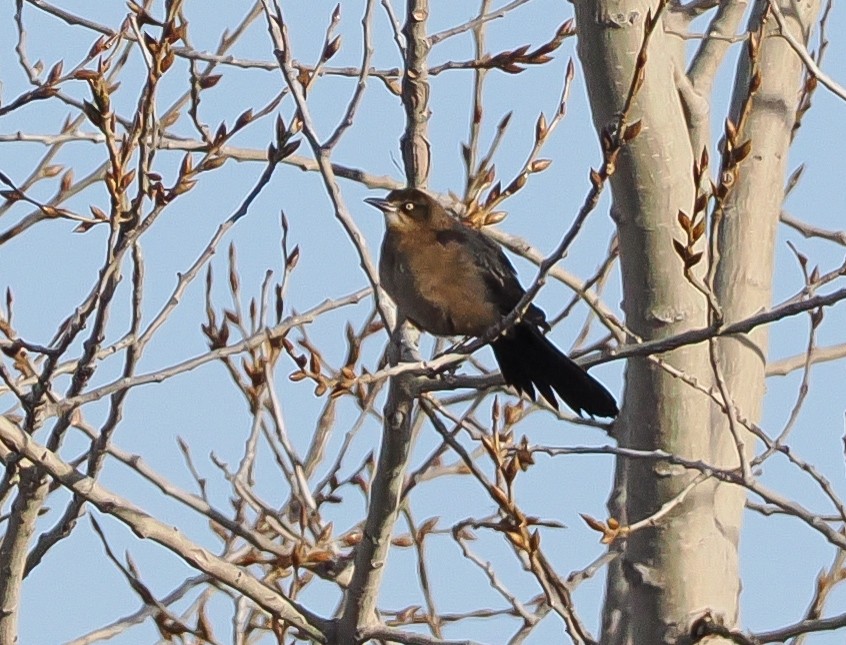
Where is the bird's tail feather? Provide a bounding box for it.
[491,322,618,418]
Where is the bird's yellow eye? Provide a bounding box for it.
[402,202,414,212]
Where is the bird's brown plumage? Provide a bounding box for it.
[366,187,618,418]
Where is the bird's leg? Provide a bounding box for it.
[427,336,476,380]
[433,336,472,361]
[391,319,423,364]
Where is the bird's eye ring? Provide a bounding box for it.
[402,202,414,212]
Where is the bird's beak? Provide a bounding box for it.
[364,197,396,214]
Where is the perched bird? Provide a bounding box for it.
[365,187,618,418]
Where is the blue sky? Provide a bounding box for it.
[1,1,845,643]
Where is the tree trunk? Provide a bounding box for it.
[574,0,819,642]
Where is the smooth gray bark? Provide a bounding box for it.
[574,0,821,642]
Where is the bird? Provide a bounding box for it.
[365,187,618,418]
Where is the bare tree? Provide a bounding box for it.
[1,1,845,644]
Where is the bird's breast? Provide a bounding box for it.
[380,229,500,337]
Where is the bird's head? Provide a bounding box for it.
[365,188,439,230]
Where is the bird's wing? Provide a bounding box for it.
[436,225,549,330]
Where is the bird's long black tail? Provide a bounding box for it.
[491,322,618,418]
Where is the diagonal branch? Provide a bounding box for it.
[0,416,329,641]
